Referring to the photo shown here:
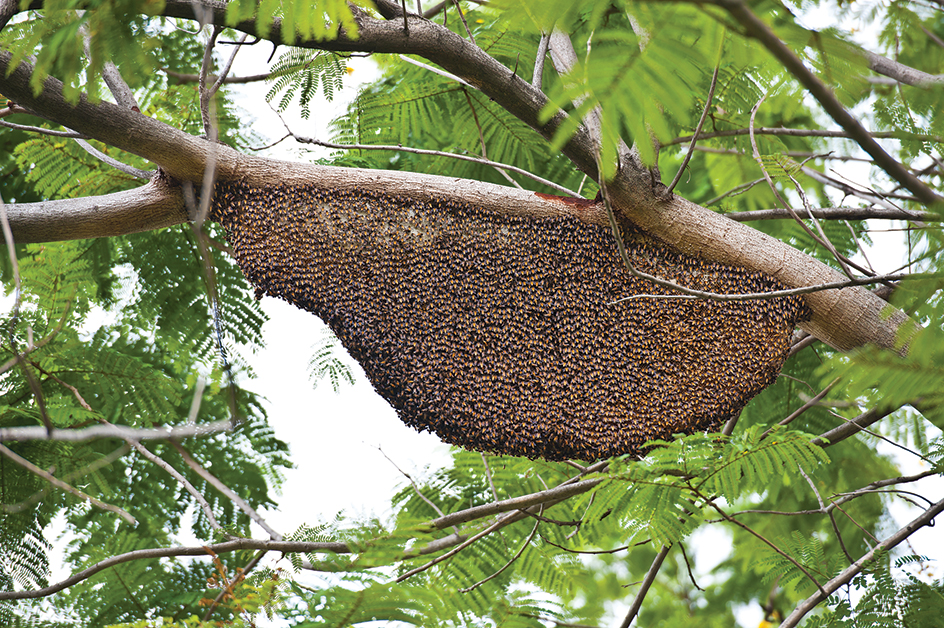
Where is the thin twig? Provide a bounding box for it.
[127,437,230,537]
[665,127,944,148]
[395,511,518,582]
[164,69,271,84]
[781,494,944,628]
[0,442,136,524]
[29,359,93,411]
[0,538,351,601]
[706,496,827,597]
[462,89,523,189]
[748,93,861,280]
[762,379,838,436]
[724,206,932,222]
[286,127,581,197]
[666,63,720,194]
[377,446,452,525]
[450,0,475,45]
[73,139,154,179]
[170,441,282,540]
[458,506,541,593]
[618,546,671,628]
[678,542,704,591]
[397,53,473,87]
[2,444,131,514]
[209,32,249,97]
[798,464,854,564]
[0,119,85,137]
[481,452,498,501]
[704,177,766,205]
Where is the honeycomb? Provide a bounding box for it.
[212,181,808,461]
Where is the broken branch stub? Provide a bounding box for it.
[212,182,808,461]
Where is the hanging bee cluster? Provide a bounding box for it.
[212,181,809,461]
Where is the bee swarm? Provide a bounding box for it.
[213,181,808,461]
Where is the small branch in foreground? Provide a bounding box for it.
[0,118,86,137]
[0,441,136,524]
[666,63,719,194]
[164,69,271,84]
[427,477,605,531]
[397,54,473,87]
[665,126,944,147]
[0,419,235,443]
[286,130,581,197]
[74,139,154,179]
[706,495,827,597]
[724,206,934,223]
[0,539,351,601]
[3,444,130,514]
[171,441,282,540]
[618,545,671,628]
[395,510,517,583]
[458,506,541,593]
[127,437,230,537]
[781,494,944,628]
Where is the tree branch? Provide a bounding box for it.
[0,440,136,524]
[170,441,282,540]
[716,0,940,205]
[0,539,352,601]
[0,418,235,443]
[164,69,271,84]
[0,12,914,353]
[864,50,944,88]
[781,494,944,628]
[724,206,934,222]
[618,546,671,628]
[427,477,605,531]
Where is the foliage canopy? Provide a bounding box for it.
[1,1,944,627]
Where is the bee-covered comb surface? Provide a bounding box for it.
[212,181,808,461]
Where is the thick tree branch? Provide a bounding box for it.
[864,50,944,88]
[0,19,912,352]
[5,179,188,243]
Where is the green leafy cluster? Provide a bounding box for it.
[266,48,347,119]
[3,0,944,626]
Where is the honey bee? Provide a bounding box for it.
[211,180,809,461]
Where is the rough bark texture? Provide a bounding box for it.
[0,49,907,352]
[7,177,186,242]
